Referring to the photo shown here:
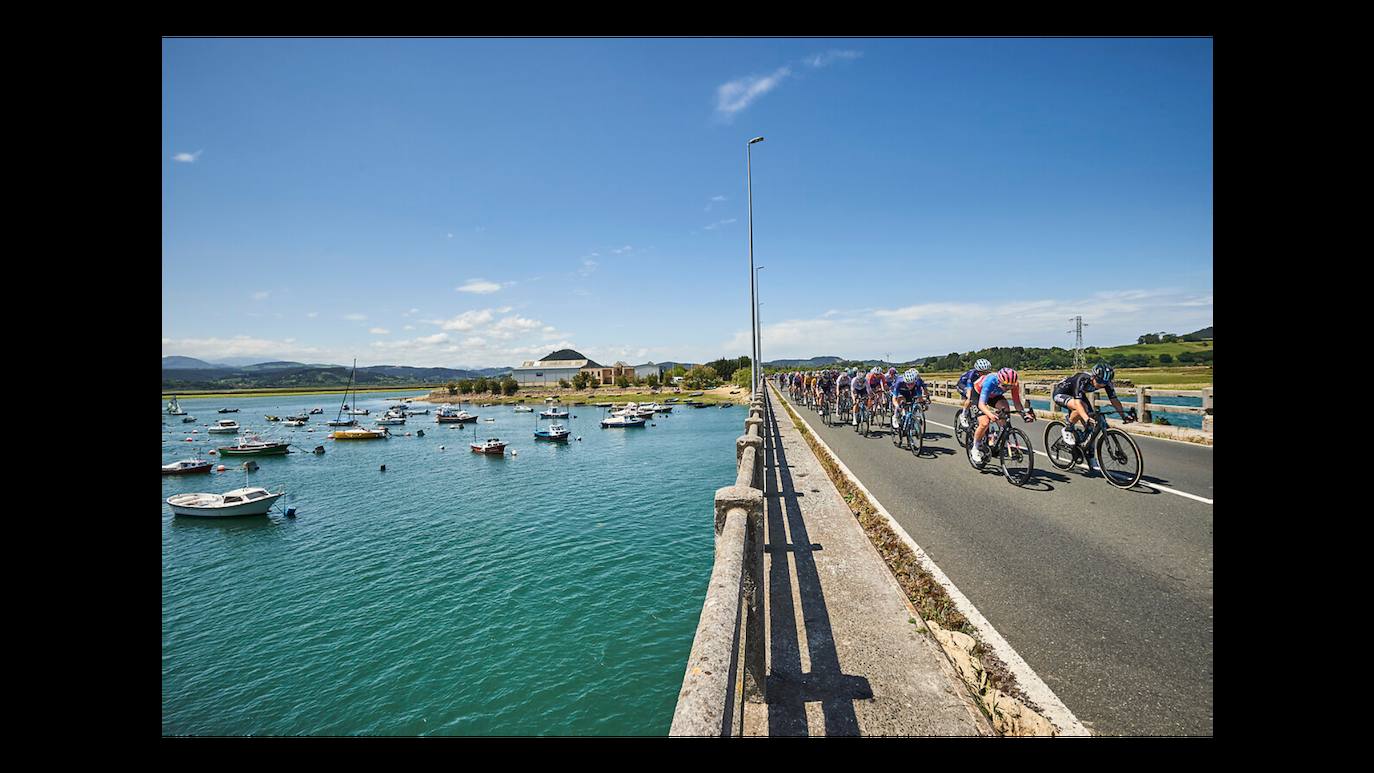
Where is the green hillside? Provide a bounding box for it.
[1093,340,1213,359]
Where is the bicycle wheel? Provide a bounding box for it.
[1000,427,1035,486]
[912,410,926,456]
[860,407,871,437]
[1096,428,1143,489]
[1042,421,1078,471]
[892,414,904,447]
[953,409,969,449]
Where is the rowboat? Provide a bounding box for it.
[283,419,307,427]
[308,408,324,415]
[513,405,534,413]
[166,487,285,518]
[217,408,240,413]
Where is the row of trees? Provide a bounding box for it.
[445,376,519,396]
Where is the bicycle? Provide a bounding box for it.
[837,390,851,424]
[1044,406,1143,489]
[854,394,873,436]
[892,397,928,455]
[819,390,833,426]
[965,407,1035,486]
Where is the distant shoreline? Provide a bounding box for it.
[162,385,436,400]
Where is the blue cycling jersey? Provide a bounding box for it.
[957,369,981,390]
[978,374,1018,405]
[891,376,926,400]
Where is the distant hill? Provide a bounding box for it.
[161,356,219,370]
[240,361,314,371]
[162,362,511,391]
[1182,326,1213,341]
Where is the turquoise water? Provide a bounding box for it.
[1026,395,1205,429]
[162,391,740,735]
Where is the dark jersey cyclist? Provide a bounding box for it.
[1052,363,1132,445]
[889,369,928,429]
[956,359,993,429]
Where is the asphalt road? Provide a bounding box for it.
[774,387,1213,736]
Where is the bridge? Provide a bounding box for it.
[671,384,1212,736]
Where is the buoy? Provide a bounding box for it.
[216,465,226,471]
[380,464,386,472]
[577,437,582,441]
[286,507,297,519]
[185,438,193,442]
[209,449,217,455]
[439,445,446,451]
[416,430,425,437]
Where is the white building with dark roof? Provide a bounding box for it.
[511,349,640,387]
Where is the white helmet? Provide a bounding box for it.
[870,366,881,375]
[974,358,992,372]
[904,368,919,382]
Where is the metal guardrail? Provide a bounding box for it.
[669,388,768,737]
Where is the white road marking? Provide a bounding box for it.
[923,417,1214,505]
[775,388,1090,737]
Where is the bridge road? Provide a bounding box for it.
[774,387,1213,736]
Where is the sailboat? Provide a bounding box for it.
[329,359,387,440]
[166,395,186,415]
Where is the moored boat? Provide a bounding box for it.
[182,416,197,423]
[600,414,647,428]
[513,405,534,413]
[166,487,285,518]
[533,423,571,441]
[470,437,507,454]
[308,408,324,415]
[330,427,388,440]
[436,406,477,423]
[218,435,291,456]
[376,416,406,426]
[162,458,212,475]
[166,396,187,415]
[283,419,307,427]
[217,407,240,413]
[208,419,241,434]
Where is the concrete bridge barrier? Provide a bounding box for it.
[670,388,768,737]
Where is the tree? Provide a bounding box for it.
[501,377,518,396]
[558,378,571,389]
[615,374,631,388]
[1137,333,1161,345]
[587,376,599,391]
[645,373,660,388]
[474,376,490,394]
[446,381,458,396]
[732,368,751,388]
[458,379,474,395]
[669,365,687,378]
[685,365,720,390]
[1158,354,1174,364]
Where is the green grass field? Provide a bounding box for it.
[1093,340,1213,358]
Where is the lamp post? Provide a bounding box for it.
[747,135,765,394]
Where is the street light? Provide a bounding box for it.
[747,136,765,394]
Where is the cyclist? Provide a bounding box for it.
[969,367,1035,465]
[1052,363,1133,445]
[956,358,994,429]
[818,369,836,413]
[836,368,853,420]
[890,368,929,429]
[850,367,872,426]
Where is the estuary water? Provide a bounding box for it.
[162,391,740,735]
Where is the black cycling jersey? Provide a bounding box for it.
[1053,372,1117,401]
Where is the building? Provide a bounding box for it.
[634,362,665,381]
[511,349,639,387]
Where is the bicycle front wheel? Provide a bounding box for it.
[953,409,969,449]
[1042,421,1077,471]
[1096,428,1143,489]
[1000,427,1035,486]
[913,410,926,456]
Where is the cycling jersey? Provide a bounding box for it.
[866,373,884,391]
[956,368,981,391]
[975,373,1021,406]
[836,374,851,391]
[851,376,869,395]
[1053,373,1117,402]
[891,375,927,401]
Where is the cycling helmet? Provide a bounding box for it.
[847,368,856,376]
[887,367,897,377]
[870,366,881,375]
[904,368,919,382]
[1092,363,1115,383]
[997,367,1019,386]
[974,358,992,372]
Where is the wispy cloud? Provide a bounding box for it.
[579,259,599,277]
[716,66,792,118]
[306,311,319,318]
[369,327,390,335]
[344,313,368,321]
[457,279,502,294]
[704,218,738,230]
[172,150,203,163]
[804,49,863,69]
[611,245,633,255]
[251,290,270,301]
[705,194,728,212]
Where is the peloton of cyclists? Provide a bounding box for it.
[1052,362,1134,444]
[969,367,1036,465]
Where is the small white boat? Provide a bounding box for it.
[162,458,212,475]
[376,416,406,426]
[405,408,430,416]
[283,419,307,427]
[513,405,534,413]
[601,414,647,428]
[540,407,569,418]
[208,419,241,434]
[167,487,286,518]
[641,402,673,413]
[308,408,324,415]
[345,408,370,415]
[436,406,477,423]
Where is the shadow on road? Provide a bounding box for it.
[762,397,874,736]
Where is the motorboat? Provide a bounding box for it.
[264,415,281,422]
[309,408,324,415]
[600,414,646,428]
[208,419,241,434]
[534,423,571,441]
[640,402,673,413]
[330,427,388,440]
[286,414,309,422]
[611,403,654,419]
[182,416,197,423]
[540,407,569,418]
[218,434,291,456]
[405,408,430,416]
[436,406,477,423]
[166,487,285,518]
[162,458,212,475]
[344,408,370,415]
[470,437,507,455]
[689,392,703,397]
[283,419,307,427]
[166,396,186,415]
[326,417,357,427]
[217,407,240,413]
[513,405,534,413]
[376,416,406,426]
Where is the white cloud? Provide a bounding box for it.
[431,309,495,331]
[446,232,454,239]
[804,50,863,68]
[306,311,319,318]
[344,313,368,321]
[457,279,502,294]
[579,259,599,277]
[716,66,791,117]
[705,194,728,212]
[403,324,415,331]
[172,150,203,163]
[161,335,322,361]
[704,218,738,230]
[252,290,270,301]
[611,245,633,254]
[723,288,1213,362]
[369,327,390,335]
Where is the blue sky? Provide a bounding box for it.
[162,38,1212,368]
